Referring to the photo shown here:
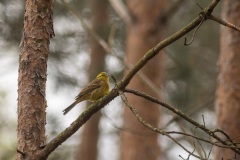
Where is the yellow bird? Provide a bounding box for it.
[63,72,110,115]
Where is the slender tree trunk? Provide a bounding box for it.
[120,0,166,160]
[77,0,108,159]
[214,1,240,159]
[16,0,54,159]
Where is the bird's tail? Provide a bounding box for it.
[63,101,78,115]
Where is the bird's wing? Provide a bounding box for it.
[75,79,101,100]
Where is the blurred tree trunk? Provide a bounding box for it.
[214,1,240,159]
[77,0,109,160]
[16,0,54,160]
[120,0,166,160]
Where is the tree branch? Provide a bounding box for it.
[108,0,131,23]
[208,15,240,32]
[119,91,203,159]
[124,88,240,154]
[40,89,119,158]
[40,0,225,158]
[118,0,222,90]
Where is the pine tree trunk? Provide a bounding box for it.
[16,0,54,159]
[214,1,240,159]
[77,0,108,159]
[120,0,166,159]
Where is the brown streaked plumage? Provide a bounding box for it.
[63,72,110,115]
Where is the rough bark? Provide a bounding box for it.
[214,0,240,159]
[16,0,54,159]
[77,0,108,159]
[120,0,166,160]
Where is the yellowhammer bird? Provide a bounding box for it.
[63,72,110,115]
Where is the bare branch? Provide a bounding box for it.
[61,0,162,98]
[119,91,204,159]
[208,15,240,32]
[202,115,206,127]
[124,88,240,154]
[165,131,238,149]
[118,0,222,89]
[108,0,131,23]
[40,89,119,158]
[40,0,224,157]
[184,16,205,46]
[60,0,114,56]
[161,94,214,130]
[101,111,154,136]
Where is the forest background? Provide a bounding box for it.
[1,0,240,160]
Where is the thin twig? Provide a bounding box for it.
[124,88,240,154]
[202,115,206,127]
[108,0,131,23]
[110,74,117,84]
[165,131,236,149]
[41,0,223,157]
[184,15,205,46]
[197,3,204,10]
[213,129,240,147]
[119,91,203,159]
[61,0,162,99]
[196,138,207,159]
[161,93,214,130]
[101,111,154,136]
[208,145,213,159]
[208,14,240,32]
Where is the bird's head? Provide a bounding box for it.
[96,72,109,81]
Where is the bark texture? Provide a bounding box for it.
[77,0,108,159]
[214,0,240,159]
[17,0,54,159]
[120,0,165,160]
